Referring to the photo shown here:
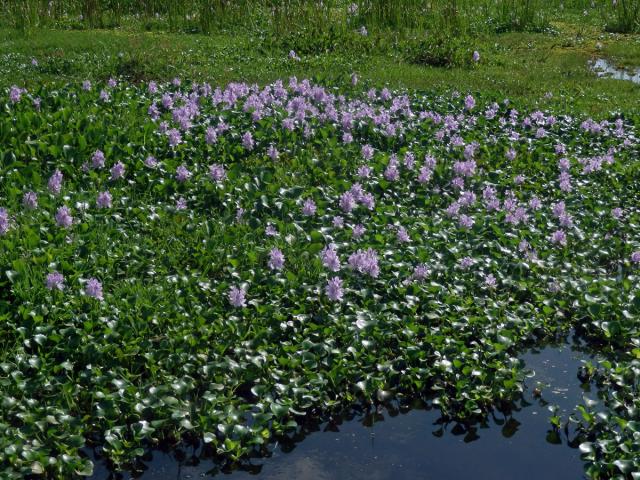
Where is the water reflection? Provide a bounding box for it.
[89,334,595,480]
[589,58,640,84]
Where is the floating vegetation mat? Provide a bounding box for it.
[0,79,638,479]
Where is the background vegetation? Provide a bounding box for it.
[0,0,639,116]
[1,0,639,35]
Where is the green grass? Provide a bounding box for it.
[1,17,639,116]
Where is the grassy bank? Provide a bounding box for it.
[1,1,639,115]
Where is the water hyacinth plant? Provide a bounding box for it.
[0,77,639,480]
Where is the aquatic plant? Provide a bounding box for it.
[0,77,638,479]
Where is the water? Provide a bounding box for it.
[589,58,640,84]
[89,336,595,480]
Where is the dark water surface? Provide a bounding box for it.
[90,337,595,480]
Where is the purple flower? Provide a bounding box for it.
[172,77,181,87]
[110,162,125,181]
[209,163,226,182]
[352,224,366,239]
[459,191,476,206]
[417,166,432,184]
[99,90,110,102]
[167,128,182,148]
[85,278,103,300]
[161,93,173,110]
[242,131,254,151]
[464,95,476,110]
[424,155,437,170]
[92,149,105,169]
[411,264,429,281]
[0,208,9,235]
[55,206,73,228]
[384,164,399,181]
[288,50,300,61]
[349,184,364,201]
[96,191,112,208]
[339,191,356,213]
[145,156,158,168]
[464,144,477,160]
[505,148,517,161]
[514,174,525,185]
[612,207,623,219]
[321,244,341,272]
[82,80,92,91]
[550,229,567,246]
[404,152,415,170]
[484,273,497,288]
[176,197,187,210]
[22,191,38,210]
[107,77,117,88]
[205,126,218,145]
[631,251,640,264]
[31,58,38,66]
[357,165,372,178]
[529,196,542,210]
[445,202,460,218]
[175,164,192,182]
[460,256,474,269]
[452,176,465,188]
[228,285,246,308]
[46,272,65,291]
[506,207,529,226]
[332,216,344,228]
[453,160,477,178]
[559,171,572,192]
[558,157,571,171]
[459,214,475,229]
[302,198,316,216]
[552,201,566,218]
[282,118,295,131]
[325,277,344,302]
[148,103,160,120]
[9,85,24,104]
[268,247,285,271]
[360,192,375,210]
[267,144,279,160]
[265,224,278,237]
[397,226,410,243]
[558,213,573,228]
[472,50,480,62]
[361,144,374,160]
[348,248,380,278]
[48,169,63,195]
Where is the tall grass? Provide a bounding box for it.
[0,0,634,34]
[603,0,640,33]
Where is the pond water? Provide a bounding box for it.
[589,58,640,84]
[89,335,595,480]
